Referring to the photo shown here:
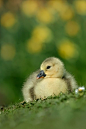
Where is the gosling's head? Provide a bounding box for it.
[37,57,65,79]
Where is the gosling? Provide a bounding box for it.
[22,57,77,102]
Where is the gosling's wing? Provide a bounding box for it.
[22,69,40,102]
[62,71,78,92]
[23,69,40,89]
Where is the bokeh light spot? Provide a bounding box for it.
[59,5,74,21]
[1,12,16,28]
[48,1,74,21]
[1,44,16,60]
[48,1,65,11]
[36,8,53,23]
[26,38,43,54]
[74,1,86,15]
[65,21,80,36]
[32,26,52,43]
[21,1,38,16]
[58,40,78,59]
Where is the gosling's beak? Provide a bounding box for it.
[36,70,46,79]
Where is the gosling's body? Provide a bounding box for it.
[22,57,77,102]
[34,78,67,99]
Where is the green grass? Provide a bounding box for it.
[0,92,86,129]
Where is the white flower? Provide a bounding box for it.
[75,86,85,94]
[75,89,78,94]
[78,86,85,91]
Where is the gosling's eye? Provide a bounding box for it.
[47,66,51,69]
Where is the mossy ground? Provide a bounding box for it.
[0,91,86,129]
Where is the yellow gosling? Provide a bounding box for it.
[22,57,77,102]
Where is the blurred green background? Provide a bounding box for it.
[0,0,86,105]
